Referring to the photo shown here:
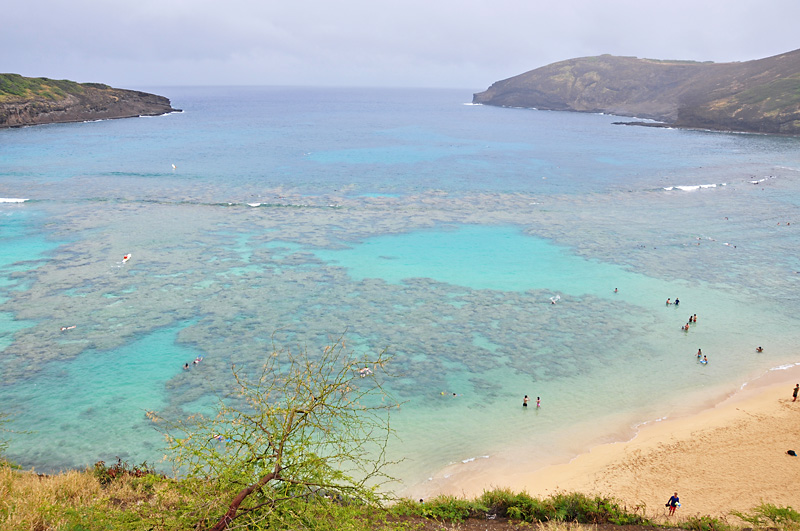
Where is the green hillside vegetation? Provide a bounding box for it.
[3,464,800,530]
[473,49,800,134]
[0,73,110,103]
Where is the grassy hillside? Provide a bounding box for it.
[473,49,800,134]
[0,73,110,103]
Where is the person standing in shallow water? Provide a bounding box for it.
[793,384,799,402]
[523,395,529,407]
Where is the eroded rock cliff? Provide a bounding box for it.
[0,74,178,128]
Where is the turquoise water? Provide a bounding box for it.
[1,87,800,493]
[316,224,666,298]
[0,324,201,469]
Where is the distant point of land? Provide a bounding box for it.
[473,49,800,135]
[0,74,179,128]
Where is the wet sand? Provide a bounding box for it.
[419,364,800,519]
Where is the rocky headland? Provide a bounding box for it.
[0,74,178,128]
[473,49,800,135]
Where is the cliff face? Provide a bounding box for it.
[474,50,800,135]
[0,75,178,128]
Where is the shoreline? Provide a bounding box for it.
[409,362,800,518]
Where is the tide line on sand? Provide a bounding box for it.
[416,364,800,518]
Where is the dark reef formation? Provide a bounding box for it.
[474,49,800,135]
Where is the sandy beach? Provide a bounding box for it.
[417,364,800,520]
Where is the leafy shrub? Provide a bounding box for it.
[393,490,650,526]
[681,514,732,531]
[390,495,486,521]
[733,503,800,529]
[92,457,161,486]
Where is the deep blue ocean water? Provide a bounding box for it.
[2,86,800,494]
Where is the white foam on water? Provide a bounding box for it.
[461,455,490,464]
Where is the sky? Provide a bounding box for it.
[3,0,799,91]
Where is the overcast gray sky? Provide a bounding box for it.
[3,0,799,90]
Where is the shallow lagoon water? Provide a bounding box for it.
[1,87,800,493]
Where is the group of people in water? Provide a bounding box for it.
[522,395,540,408]
[667,296,700,332]
[182,356,204,370]
[666,297,710,364]
[681,313,698,331]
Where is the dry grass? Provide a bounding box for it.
[2,465,101,529]
[0,463,183,530]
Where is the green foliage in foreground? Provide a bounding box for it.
[392,489,650,526]
[4,466,800,531]
[0,73,110,102]
[732,503,800,530]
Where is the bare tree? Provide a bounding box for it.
[155,334,400,531]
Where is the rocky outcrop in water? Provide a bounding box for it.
[0,74,178,128]
[474,49,800,135]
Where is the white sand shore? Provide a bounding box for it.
[417,364,800,518]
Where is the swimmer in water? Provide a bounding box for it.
[697,349,702,358]
[702,355,708,364]
[183,363,190,370]
[756,346,763,352]
[666,298,671,305]
[523,395,529,407]
[536,397,541,408]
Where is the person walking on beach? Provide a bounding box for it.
[666,492,679,516]
[793,384,799,402]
